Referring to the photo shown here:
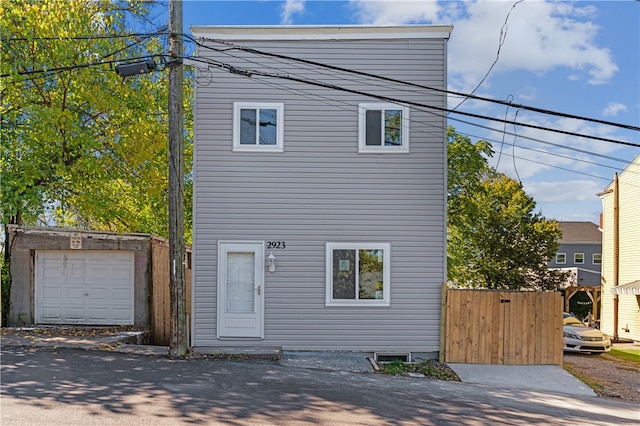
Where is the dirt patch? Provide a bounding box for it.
[1,326,144,338]
[563,352,640,402]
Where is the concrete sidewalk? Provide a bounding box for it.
[447,363,597,396]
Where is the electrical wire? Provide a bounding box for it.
[512,110,522,184]
[5,32,169,42]
[188,34,640,132]
[450,0,524,112]
[182,55,640,148]
[496,95,514,169]
[243,69,639,180]
[6,30,638,132]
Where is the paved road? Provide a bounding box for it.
[1,346,638,425]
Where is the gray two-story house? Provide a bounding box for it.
[189,25,453,358]
[548,221,602,287]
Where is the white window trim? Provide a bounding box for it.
[574,253,584,264]
[358,103,409,153]
[233,102,284,152]
[325,242,391,307]
[556,253,566,265]
[592,253,602,265]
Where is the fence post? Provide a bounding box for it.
[439,283,448,362]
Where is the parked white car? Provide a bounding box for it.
[563,314,612,354]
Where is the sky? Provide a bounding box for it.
[180,0,640,224]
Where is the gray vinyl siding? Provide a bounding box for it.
[192,33,448,352]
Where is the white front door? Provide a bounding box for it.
[217,242,264,338]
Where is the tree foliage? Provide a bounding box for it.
[447,127,567,290]
[1,0,192,240]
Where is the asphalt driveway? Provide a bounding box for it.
[2,345,638,425]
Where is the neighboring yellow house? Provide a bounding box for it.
[598,154,640,342]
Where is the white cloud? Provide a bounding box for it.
[349,0,440,24]
[350,1,619,91]
[603,102,628,117]
[446,1,618,90]
[525,179,603,203]
[281,0,305,25]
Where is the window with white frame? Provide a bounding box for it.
[593,253,602,265]
[233,102,284,151]
[574,253,584,264]
[555,253,566,264]
[358,103,409,153]
[326,243,390,306]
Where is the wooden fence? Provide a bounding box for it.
[150,239,192,346]
[442,288,563,365]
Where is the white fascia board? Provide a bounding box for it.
[190,25,453,41]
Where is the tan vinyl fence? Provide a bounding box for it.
[150,239,192,346]
[442,288,563,365]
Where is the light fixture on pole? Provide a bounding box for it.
[115,59,157,77]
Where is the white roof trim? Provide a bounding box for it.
[611,280,640,295]
[190,25,453,41]
[6,225,151,241]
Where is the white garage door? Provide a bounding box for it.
[35,250,134,325]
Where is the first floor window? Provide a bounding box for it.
[574,253,584,264]
[326,243,390,306]
[358,103,409,153]
[233,102,284,151]
[555,253,566,264]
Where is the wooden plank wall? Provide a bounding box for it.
[443,289,563,365]
[150,239,192,346]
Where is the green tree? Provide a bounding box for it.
[1,0,192,239]
[447,127,567,290]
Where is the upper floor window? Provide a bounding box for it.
[233,102,284,152]
[574,253,584,264]
[326,243,390,306]
[593,253,602,265]
[556,253,566,264]
[358,103,409,153]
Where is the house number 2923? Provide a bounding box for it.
[266,241,286,249]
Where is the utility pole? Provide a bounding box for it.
[168,0,188,358]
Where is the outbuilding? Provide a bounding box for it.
[6,225,153,327]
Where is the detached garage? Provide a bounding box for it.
[35,250,135,325]
[6,226,152,328]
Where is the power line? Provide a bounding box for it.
[450,0,524,111]
[244,69,637,180]
[249,70,628,180]
[7,30,638,133]
[448,115,638,163]
[0,55,162,79]
[189,34,640,133]
[5,32,168,42]
[183,55,640,148]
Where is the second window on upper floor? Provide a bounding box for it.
[358,103,409,153]
[233,102,284,152]
[574,253,584,264]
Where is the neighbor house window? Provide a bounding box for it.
[233,102,284,152]
[358,103,409,153]
[574,253,584,264]
[593,253,602,265]
[556,253,566,264]
[326,243,390,306]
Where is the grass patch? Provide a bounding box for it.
[378,360,460,381]
[562,362,604,391]
[609,348,640,363]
